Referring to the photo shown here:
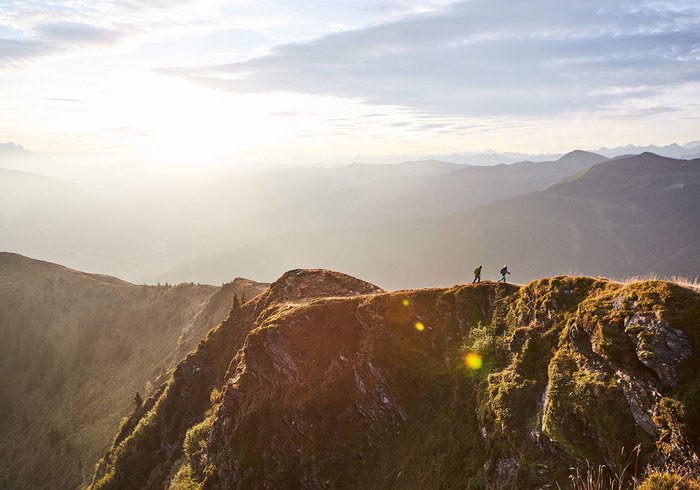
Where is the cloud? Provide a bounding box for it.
[603,106,680,120]
[47,97,82,102]
[113,0,194,9]
[0,38,54,66]
[0,0,215,68]
[36,22,124,45]
[160,0,700,117]
[0,21,124,67]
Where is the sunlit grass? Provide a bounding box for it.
[614,274,700,292]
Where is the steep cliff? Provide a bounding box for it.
[90,270,700,489]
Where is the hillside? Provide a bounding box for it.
[0,167,158,279]
[89,269,700,489]
[170,151,608,255]
[0,253,268,490]
[1,150,607,284]
[162,153,700,288]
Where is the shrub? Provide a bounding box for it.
[638,472,700,490]
[462,321,509,375]
[169,464,202,490]
[183,418,213,476]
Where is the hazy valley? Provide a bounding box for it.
[2,147,698,289]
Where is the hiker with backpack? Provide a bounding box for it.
[498,265,511,283]
[472,265,482,283]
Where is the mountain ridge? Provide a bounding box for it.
[89,268,700,489]
[158,152,699,288]
[0,253,269,490]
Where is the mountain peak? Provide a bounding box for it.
[0,142,34,158]
[556,149,608,164]
[267,268,383,303]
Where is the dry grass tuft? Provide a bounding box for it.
[612,274,700,292]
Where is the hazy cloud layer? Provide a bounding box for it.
[0,0,210,66]
[163,0,700,116]
[36,22,124,45]
[0,38,53,66]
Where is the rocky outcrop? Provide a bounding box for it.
[90,273,700,490]
[625,311,692,388]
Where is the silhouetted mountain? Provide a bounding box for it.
[0,143,34,160]
[243,150,608,230]
[0,143,49,174]
[593,142,700,159]
[353,150,562,166]
[159,150,609,283]
[89,269,700,489]
[0,168,159,280]
[0,253,268,489]
[161,153,699,288]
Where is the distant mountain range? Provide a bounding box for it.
[180,150,608,253]
[1,142,699,287]
[0,143,34,159]
[593,142,700,160]
[351,141,700,165]
[160,153,700,288]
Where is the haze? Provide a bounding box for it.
[1,0,699,287]
[2,0,700,167]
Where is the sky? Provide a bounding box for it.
[1,0,699,168]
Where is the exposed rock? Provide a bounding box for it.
[89,272,700,490]
[625,312,692,388]
[486,457,518,489]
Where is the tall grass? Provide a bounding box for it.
[556,446,700,490]
[614,274,700,292]
[554,446,641,490]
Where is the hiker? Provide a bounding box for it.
[472,265,482,283]
[498,265,511,283]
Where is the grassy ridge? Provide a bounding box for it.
[90,272,700,489]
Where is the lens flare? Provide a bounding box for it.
[402,298,410,307]
[464,352,483,370]
[414,321,425,331]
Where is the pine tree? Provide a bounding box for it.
[232,294,241,313]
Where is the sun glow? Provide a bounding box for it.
[464,352,483,370]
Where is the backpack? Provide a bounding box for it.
[500,267,507,276]
[474,267,480,275]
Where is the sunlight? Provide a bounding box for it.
[464,352,483,370]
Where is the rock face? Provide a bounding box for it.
[90,272,700,490]
[624,311,693,388]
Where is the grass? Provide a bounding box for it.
[614,274,700,292]
[560,466,700,490]
[85,274,700,489]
